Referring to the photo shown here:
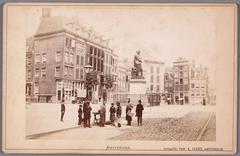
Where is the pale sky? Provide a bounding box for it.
[25,5,221,85]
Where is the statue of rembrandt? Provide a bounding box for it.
[132,50,143,79]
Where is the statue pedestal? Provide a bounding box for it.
[128,78,149,106]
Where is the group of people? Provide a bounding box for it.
[60,98,145,128]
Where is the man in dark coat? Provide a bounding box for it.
[109,103,116,124]
[126,98,133,126]
[116,102,122,118]
[136,100,144,126]
[83,101,92,128]
[60,100,65,122]
[78,105,83,125]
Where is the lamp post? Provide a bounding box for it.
[84,64,93,100]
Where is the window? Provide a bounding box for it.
[151,66,154,73]
[201,94,205,96]
[191,83,195,88]
[81,56,84,66]
[35,54,40,63]
[157,67,160,74]
[42,53,46,63]
[65,52,68,63]
[180,78,183,84]
[98,50,101,57]
[94,48,97,56]
[191,94,195,96]
[80,69,84,79]
[27,56,32,65]
[41,68,46,77]
[184,71,188,77]
[150,75,154,83]
[179,71,183,77]
[64,66,68,75]
[150,85,153,91]
[179,66,183,70]
[35,68,40,77]
[69,67,73,76]
[76,55,80,65]
[201,86,205,88]
[56,51,61,62]
[71,39,76,48]
[90,47,93,54]
[69,53,73,64]
[157,76,160,83]
[55,67,60,77]
[27,70,32,79]
[76,68,79,79]
[157,85,160,91]
[34,82,39,94]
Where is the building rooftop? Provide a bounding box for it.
[35,11,113,51]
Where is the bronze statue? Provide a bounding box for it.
[132,50,143,79]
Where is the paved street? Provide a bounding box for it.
[27,104,215,141]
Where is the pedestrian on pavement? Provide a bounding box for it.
[203,98,206,106]
[78,105,83,125]
[84,101,92,128]
[126,99,133,126]
[60,100,65,122]
[99,101,106,127]
[116,102,122,127]
[110,103,116,125]
[135,100,144,126]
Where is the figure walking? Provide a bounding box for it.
[136,100,144,126]
[60,100,65,122]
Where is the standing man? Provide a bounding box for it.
[116,102,122,127]
[60,100,65,122]
[99,101,106,127]
[109,103,116,125]
[78,105,83,125]
[126,98,133,126]
[136,100,144,126]
[84,101,92,128]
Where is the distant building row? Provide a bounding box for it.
[164,57,212,105]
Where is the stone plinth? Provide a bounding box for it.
[128,78,149,106]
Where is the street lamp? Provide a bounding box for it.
[84,64,93,100]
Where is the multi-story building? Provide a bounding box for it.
[164,67,174,101]
[173,57,191,104]
[26,37,35,102]
[144,59,164,94]
[189,64,208,104]
[172,58,209,105]
[114,60,130,103]
[28,8,117,103]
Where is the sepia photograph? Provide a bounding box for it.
[2,3,237,154]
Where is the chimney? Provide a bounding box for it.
[42,8,51,18]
